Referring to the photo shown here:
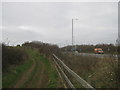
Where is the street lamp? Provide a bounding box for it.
[72,18,78,51]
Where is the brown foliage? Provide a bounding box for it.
[22,41,61,58]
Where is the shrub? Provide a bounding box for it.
[2,44,28,73]
[22,41,61,58]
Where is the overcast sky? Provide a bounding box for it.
[1,2,118,47]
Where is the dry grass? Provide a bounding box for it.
[59,52,119,88]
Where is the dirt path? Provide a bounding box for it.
[25,59,48,88]
[13,59,36,88]
[12,51,57,88]
[35,62,46,88]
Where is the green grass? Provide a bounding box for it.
[20,54,39,88]
[39,55,58,88]
[47,67,58,88]
[20,48,58,88]
[20,50,40,88]
[20,60,38,88]
[3,47,58,88]
[2,48,34,88]
[2,59,33,88]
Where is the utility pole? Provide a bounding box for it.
[72,19,73,47]
[72,18,78,52]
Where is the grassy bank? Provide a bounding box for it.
[3,47,58,88]
[2,47,34,88]
[2,57,33,88]
[19,49,39,88]
[39,55,58,88]
[20,48,58,88]
[59,53,118,88]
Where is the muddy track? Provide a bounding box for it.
[13,59,36,88]
[34,62,47,88]
[12,52,57,88]
[25,60,46,88]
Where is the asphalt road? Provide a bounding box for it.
[75,52,117,60]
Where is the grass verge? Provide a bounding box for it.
[2,59,32,88]
[3,47,58,88]
[39,55,58,88]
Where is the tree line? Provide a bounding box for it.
[2,42,118,73]
[61,44,117,54]
[22,41,61,58]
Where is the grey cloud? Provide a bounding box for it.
[2,2,118,46]
[2,29,43,45]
